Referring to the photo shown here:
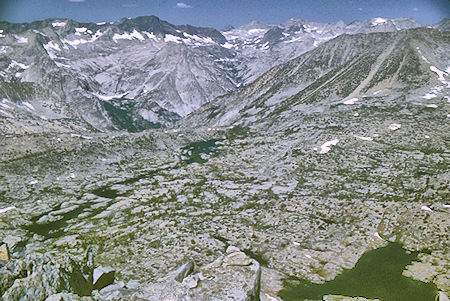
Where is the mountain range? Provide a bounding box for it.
[1,15,446,133]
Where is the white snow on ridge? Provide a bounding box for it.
[164,34,182,44]
[143,32,157,40]
[319,139,339,154]
[96,22,106,25]
[343,97,358,105]
[52,21,67,27]
[62,30,103,48]
[182,32,215,44]
[388,123,401,131]
[371,18,388,25]
[75,27,87,35]
[113,30,145,43]
[426,104,438,108]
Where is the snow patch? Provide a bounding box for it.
[76,27,87,33]
[319,139,339,154]
[9,60,30,70]
[0,206,16,214]
[374,232,383,240]
[221,42,235,49]
[388,123,401,131]
[96,22,106,25]
[284,36,303,44]
[343,97,358,105]
[55,62,72,68]
[426,104,438,108]
[46,41,61,52]
[23,102,35,110]
[423,93,437,99]
[14,35,28,43]
[430,66,450,87]
[94,92,128,101]
[355,135,373,141]
[421,205,432,212]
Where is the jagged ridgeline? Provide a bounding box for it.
[0,15,449,301]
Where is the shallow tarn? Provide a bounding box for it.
[279,243,437,301]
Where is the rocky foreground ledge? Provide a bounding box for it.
[0,242,280,300]
[1,238,449,301]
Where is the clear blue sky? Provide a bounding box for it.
[0,0,448,29]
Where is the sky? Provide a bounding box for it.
[0,0,448,29]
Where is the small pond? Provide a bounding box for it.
[279,243,437,301]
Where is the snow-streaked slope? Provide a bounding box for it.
[184,28,449,132]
